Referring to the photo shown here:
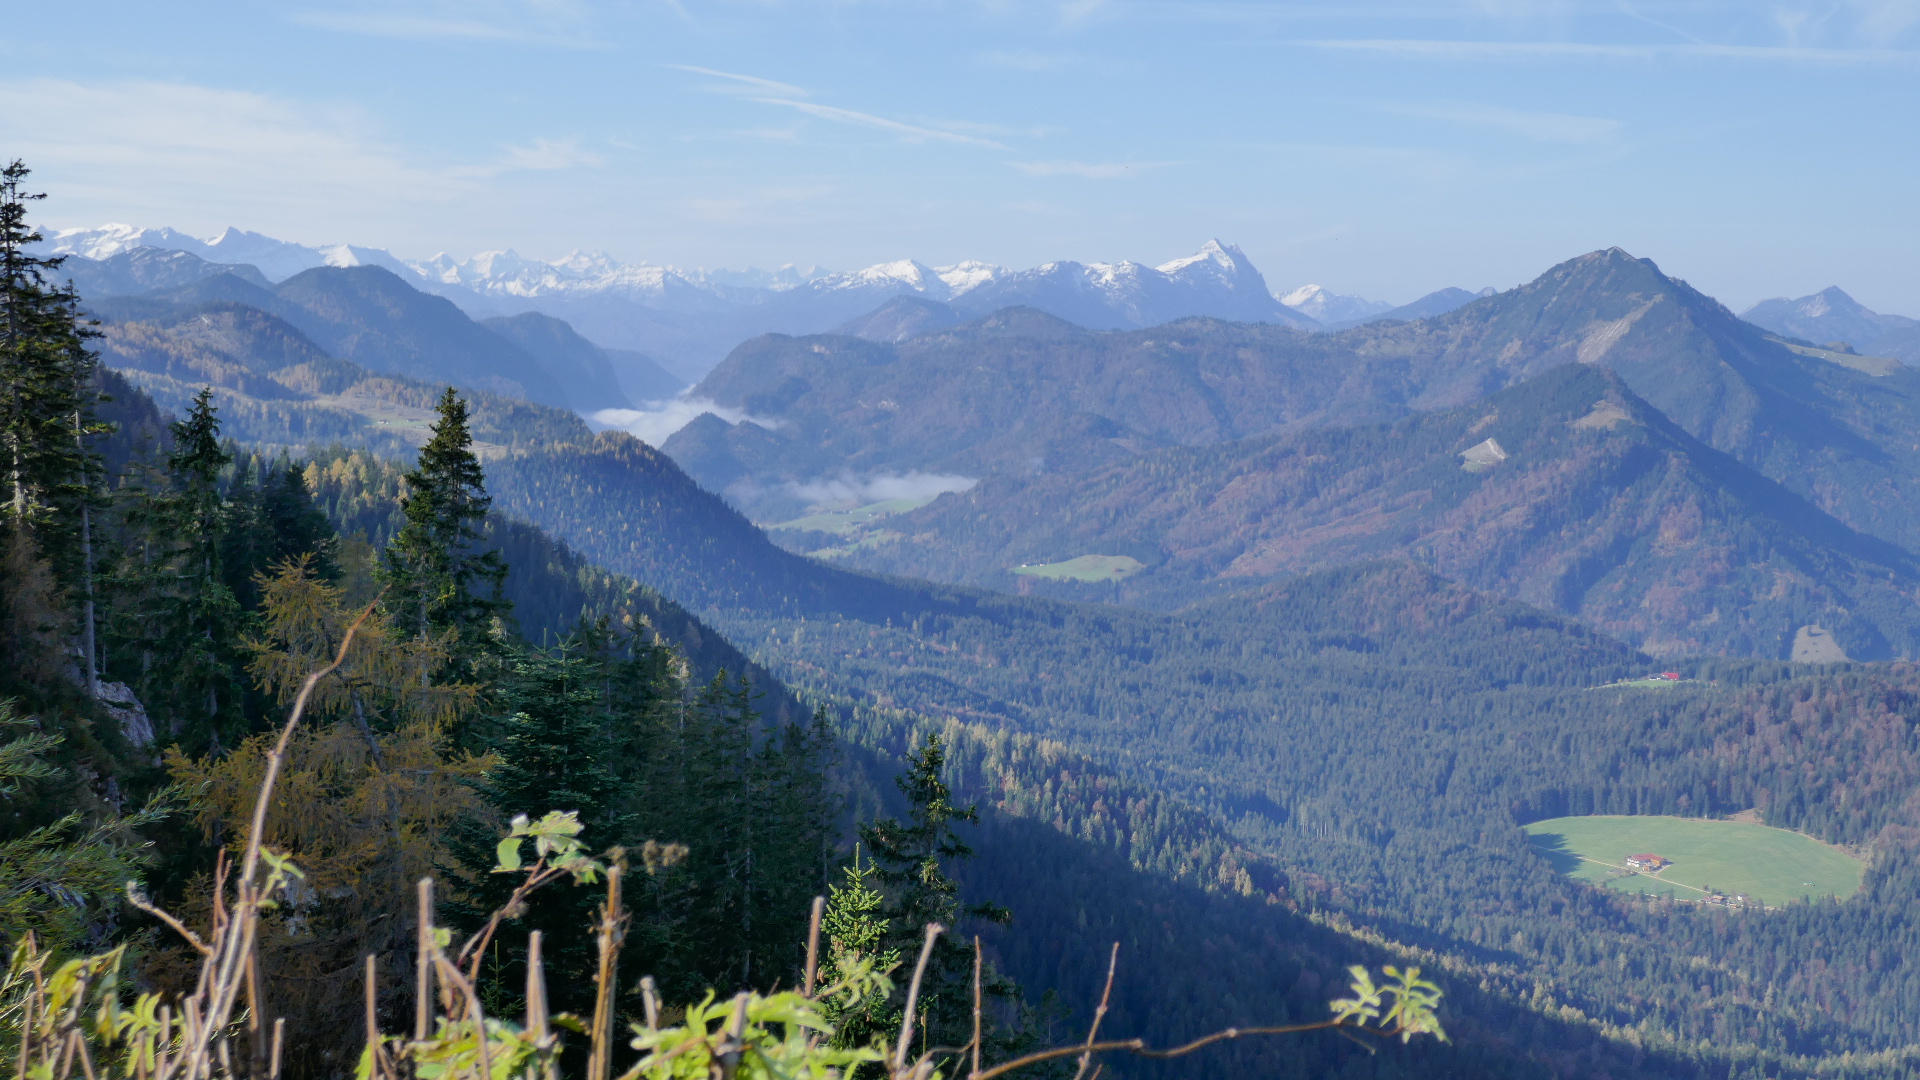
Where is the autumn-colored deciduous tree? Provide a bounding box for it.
[165,558,487,1078]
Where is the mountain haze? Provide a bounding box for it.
[45,224,1326,376]
[1741,286,1920,363]
[682,248,1920,561]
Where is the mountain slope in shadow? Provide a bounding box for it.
[845,364,1920,659]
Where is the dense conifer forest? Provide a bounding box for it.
[12,161,1920,1079]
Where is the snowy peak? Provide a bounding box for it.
[1156,238,1245,276]
[48,220,1328,370]
[819,259,949,294]
[41,223,202,260]
[41,223,325,281]
[1278,284,1392,324]
[934,261,1005,294]
[690,264,828,291]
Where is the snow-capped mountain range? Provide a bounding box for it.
[42,224,1421,378]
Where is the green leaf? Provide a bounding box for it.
[495,837,523,873]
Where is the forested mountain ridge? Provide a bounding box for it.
[89,265,572,407]
[677,248,1920,558]
[835,363,1920,659]
[74,257,641,412]
[477,309,634,410]
[1340,249,1920,553]
[668,308,1366,511]
[292,447,807,722]
[89,299,589,457]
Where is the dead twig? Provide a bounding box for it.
[1071,943,1120,1080]
[894,923,944,1072]
[972,1019,1414,1080]
[803,896,825,999]
[970,937,983,1080]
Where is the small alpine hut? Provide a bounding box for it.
[1624,853,1671,872]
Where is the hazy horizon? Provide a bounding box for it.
[5,1,1919,312]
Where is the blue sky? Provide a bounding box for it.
[3,1,1918,310]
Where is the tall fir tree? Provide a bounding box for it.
[0,160,105,688]
[448,641,628,1019]
[103,390,247,750]
[381,387,507,673]
[861,735,1028,1066]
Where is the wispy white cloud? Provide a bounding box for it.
[786,470,976,508]
[752,99,1009,149]
[1298,37,1920,63]
[289,2,602,47]
[454,137,605,177]
[502,138,604,170]
[590,399,782,446]
[1845,0,1920,43]
[667,64,809,97]
[0,78,461,232]
[1389,103,1620,143]
[1011,160,1176,178]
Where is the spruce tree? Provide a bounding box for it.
[0,161,105,687]
[381,388,507,672]
[861,734,1017,1060]
[104,390,246,749]
[220,451,338,614]
[450,642,627,1018]
[822,845,903,1051]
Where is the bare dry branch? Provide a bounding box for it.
[895,922,945,1071]
[414,877,433,1043]
[639,976,660,1033]
[1072,943,1119,1080]
[970,937,983,1080]
[803,896,825,999]
[589,863,626,1080]
[970,1018,1424,1080]
[124,885,210,957]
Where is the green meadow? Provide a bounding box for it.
[1524,815,1864,907]
[1010,554,1145,583]
[769,496,936,536]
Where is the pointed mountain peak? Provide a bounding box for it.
[1525,247,1678,302]
[1801,286,1871,317]
[1157,239,1252,276]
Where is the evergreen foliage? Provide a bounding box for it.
[446,632,840,1027]
[0,699,162,955]
[821,847,902,1050]
[381,388,508,665]
[446,641,627,1018]
[0,161,105,688]
[861,735,1032,1068]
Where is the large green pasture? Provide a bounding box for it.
[1010,555,1144,583]
[1524,815,1864,907]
